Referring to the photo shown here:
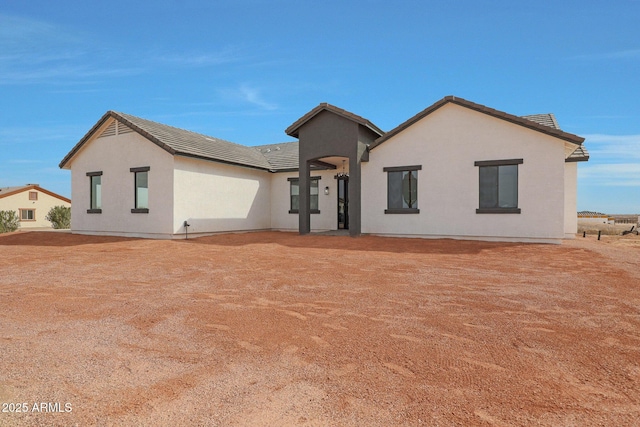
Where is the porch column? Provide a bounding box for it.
[348,156,361,236]
[299,160,311,234]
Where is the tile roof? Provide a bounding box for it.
[0,186,25,195]
[521,113,589,162]
[61,97,589,173]
[60,111,277,171]
[565,145,590,162]
[521,113,560,130]
[578,211,608,217]
[253,141,300,171]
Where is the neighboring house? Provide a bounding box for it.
[578,211,614,224]
[59,96,589,243]
[0,184,71,228]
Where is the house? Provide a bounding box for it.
[0,184,71,228]
[578,211,614,225]
[59,96,588,243]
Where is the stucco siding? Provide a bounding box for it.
[564,162,578,237]
[68,122,175,238]
[362,103,567,243]
[270,170,338,232]
[173,156,271,235]
[0,190,71,228]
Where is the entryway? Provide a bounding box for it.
[337,176,349,230]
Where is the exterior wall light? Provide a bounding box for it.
[324,186,330,195]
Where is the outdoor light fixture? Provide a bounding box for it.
[325,186,330,195]
[335,159,348,178]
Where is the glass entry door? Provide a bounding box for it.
[337,177,349,230]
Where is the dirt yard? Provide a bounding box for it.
[1,231,639,426]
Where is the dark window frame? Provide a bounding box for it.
[130,166,150,213]
[288,176,321,214]
[384,165,421,214]
[86,171,103,214]
[475,159,522,214]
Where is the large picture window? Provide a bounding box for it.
[131,167,150,213]
[288,177,320,214]
[86,171,102,213]
[475,159,522,214]
[384,165,421,214]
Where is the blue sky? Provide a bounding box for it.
[1,0,639,213]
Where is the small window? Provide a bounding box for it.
[86,171,102,213]
[289,177,320,214]
[384,165,421,214]
[29,191,38,200]
[19,209,35,221]
[475,159,522,214]
[131,167,150,213]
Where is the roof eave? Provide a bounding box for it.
[174,153,272,172]
[59,111,178,169]
[565,155,590,163]
[370,96,585,150]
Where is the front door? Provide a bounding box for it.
[337,177,349,230]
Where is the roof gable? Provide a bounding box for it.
[286,103,384,138]
[0,184,71,203]
[60,111,274,171]
[370,96,585,150]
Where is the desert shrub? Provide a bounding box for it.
[0,210,20,233]
[45,205,71,229]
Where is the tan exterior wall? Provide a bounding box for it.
[0,189,70,229]
[362,103,567,243]
[67,120,175,238]
[173,156,272,235]
[564,162,578,237]
[270,170,338,232]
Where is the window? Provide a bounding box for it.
[86,171,102,213]
[475,159,522,214]
[384,165,421,214]
[29,191,38,200]
[19,209,35,221]
[288,177,320,213]
[130,167,150,213]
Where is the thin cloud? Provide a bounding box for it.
[583,134,640,160]
[579,163,640,187]
[239,84,278,111]
[0,125,82,146]
[0,14,144,84]
[158,47,250,67]
[8,159,45,164]
[569,49,640,60]
[0,14,261,85]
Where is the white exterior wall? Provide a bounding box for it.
[564,162,578,238]
[362,103,568,243]
[578,217,614,225]
[173,156,271,236]
[68,121,175,238]
[0,189,70,229]
[270,170,338,232]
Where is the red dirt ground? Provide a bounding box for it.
[1,231,639,426]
